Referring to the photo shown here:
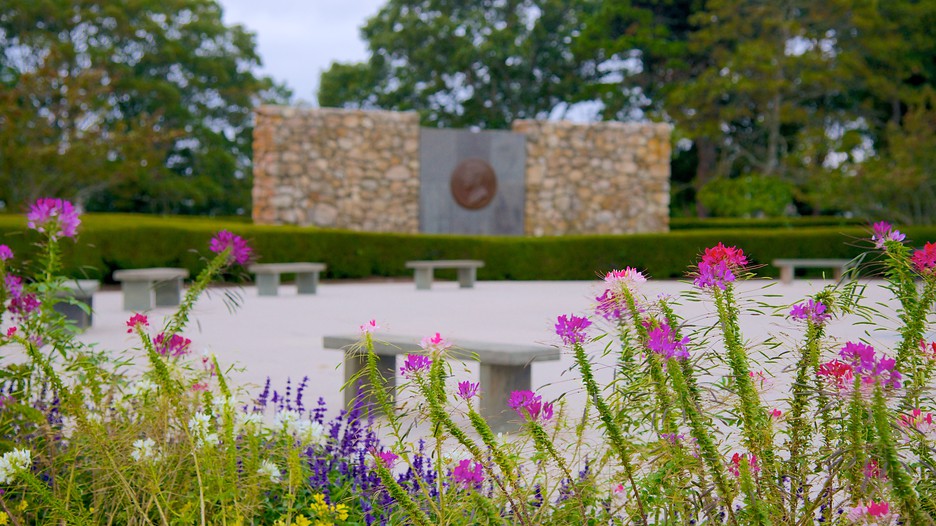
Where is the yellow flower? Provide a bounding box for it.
[334,504,350,521]
[16,500,27,512]
[293,516,312,526]
[0,511,9,525]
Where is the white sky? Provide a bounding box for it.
[216,0,385,104]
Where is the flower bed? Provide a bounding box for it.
[1,201,935,525]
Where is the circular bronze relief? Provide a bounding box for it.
[450,158,497,210]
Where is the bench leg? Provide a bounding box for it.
[296,272,319,294]
[833,266,845,281]
[53,297,93,330]
[154,278,183,307]
[457,267,477,289]
[414,268,433,290]
[256,274,280,296]
[780,266,794,284]
[122,282,153,311]
[344,352,396,414]
[480,363,531,433]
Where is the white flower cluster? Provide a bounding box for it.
[130,438,159,462]
[272,410,326,446]
[187,412,219,449]
[0,448,31,484]
[236,411,264,434]
[257,459,282,483]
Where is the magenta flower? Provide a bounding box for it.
[27,198,81,240]
[872,221,906,249]
[507,390,553,422]
[359,319,380,334]
[375,449,398,468]
[816,359,854,390]
[400,354,431,378]
[728,453,759,478]
[153,332,192,357]
[603,267,647,290]
[846,500,895,523]
[9,293,40,318]
[4,274,23,297]
[0,245,13,261]
[694,260,735,289]
[912,242,936,274]
[126,313,149,333]
[899,408,935,432]
[769,408,783,420]
[839,342,901,389]
[646,323,690,361]
[701,242,748,268]
[457,381,479,401]
[555,314,591,346]
[419,332,451,354]
[452,458,484,489]
[863,460,883,480]
[209,230,252,265]
[789,299,831,325]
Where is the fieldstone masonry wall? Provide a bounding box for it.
[513,120,671,236]
[253,106,671,235]
[252,106,421,232]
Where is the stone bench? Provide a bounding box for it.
[323,333,559,431]
[52,279,100,329]
[772,259,854,284]
[248,262,327,296]
[404,260,484,290]
[112,267,189,311]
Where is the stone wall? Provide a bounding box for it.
[253,106,671,235]
[252,106,421,232]
[513,120,671,236]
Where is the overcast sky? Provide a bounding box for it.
[216,0,385,104]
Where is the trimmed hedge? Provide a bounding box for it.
[2,214,934,282]
[670,216,868,230]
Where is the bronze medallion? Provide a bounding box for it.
[450,158,497,210]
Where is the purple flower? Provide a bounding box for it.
[209,230,252,265]
[0,245,12,261]
[4,274,23,297]
[452,459,484,489]
[26,198,80,240]
[375,449,398,468]
[646,323,690,361]
[789,299,831,325]
[507,390,553,423]
[153,332,192,357]
[871,221,905,249]
[457,381,479,401]
[400,354,431,378]
[555,314,591,346]
[839,341,901,389]
[694,260,735,290]
[9,293,40,317]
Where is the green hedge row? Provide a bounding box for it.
[2,214,934,282]
[670,216,868,230]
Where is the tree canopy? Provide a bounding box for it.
[0,0,289,215]
[322,0,936,222]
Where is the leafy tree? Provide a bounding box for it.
[319,0,595,129]
[0,0,289,215]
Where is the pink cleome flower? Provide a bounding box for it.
[769,408,783,420]
[360,319,380,334]
[899,408,935,432]
[452,459,484,489]
[694,243,748,290]
[839,342,901,389]
[919,340,936,361]
[0,245,13,261]
[400,354,431,378]
[153,332,192,357]
[871,222,905,249]
[126,313,149,333]
[912,242,936,274]
[5,327,16,338]
[864,460,884,480]
[555,314,591,346]
[420,332,451,354]
[375,449,398,468]
[645,323,690,362]
[604,267,647,289]
[27,198,81,240]
[508,390,553,423]
[728,452,759,478]
[457,381,479,401]
[789,299,832,325]
[846,500,896,524]
[816,359,855,390]
[209,230,252,265]
[702,242,748,268]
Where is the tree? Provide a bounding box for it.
[0,0,289,215]
[319,0,595,129]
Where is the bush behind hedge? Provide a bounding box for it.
[2,214,934,282]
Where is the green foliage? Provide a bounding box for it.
[0,0,290,215]
[696,175,795,218]
[318,0,594,129]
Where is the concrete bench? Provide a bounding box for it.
[404,260,484,290]
[772,259,854,284]
[248,262,326,296]
[112,267,189,311]
[52,279,100,329]
[323,333,559,431]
